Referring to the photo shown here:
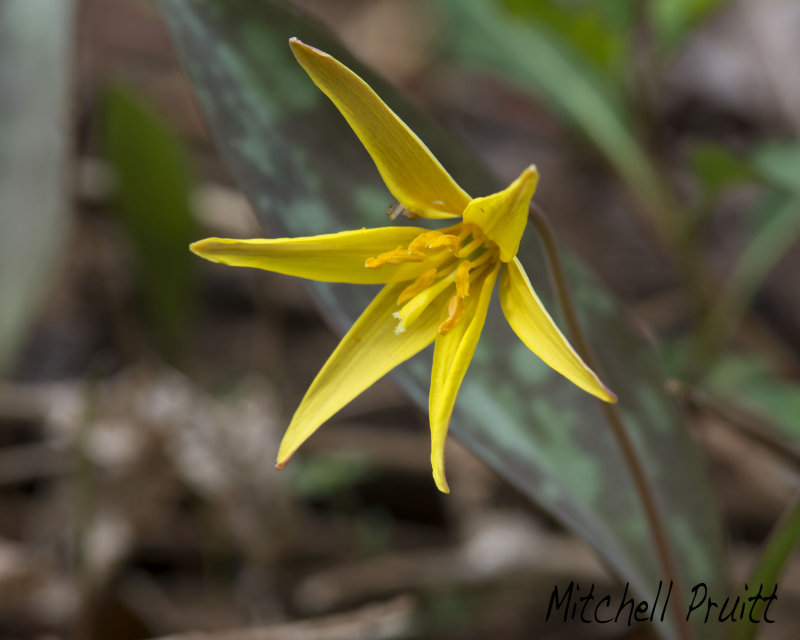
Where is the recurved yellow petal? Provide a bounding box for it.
[463,166,539,262]
[190,227,439,284]
[276,279,448,468]
[289,38,470,220]
[500,258,617,403]
[429,264,500,493]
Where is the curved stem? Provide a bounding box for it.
[530,205,693,640]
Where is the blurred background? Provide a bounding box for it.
[2,0,800,638]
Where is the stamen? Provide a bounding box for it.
[439,295,466,334]
[397,268,438,304]
[455,261,471,298]
[429,234,461,253]
[365,246,426,269]
[408,230,443,252]
[466,246,496,270]
[456,236,482,258]
[407,230,461,255]
[393,265,458,334]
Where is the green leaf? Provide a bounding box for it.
[686,142,759,201]
[751,141,800,195]
[650,0,734,51]
[500,0,637,81]
[693,141,800,354]
[0,0,76,373]
[731,496,800,640]
[100,85,196,359]
[703,191,800,349]
[703,354,800,447]
[158,2,725,637]
[436,0,675,241]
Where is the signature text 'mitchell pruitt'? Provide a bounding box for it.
[545,581,777,625]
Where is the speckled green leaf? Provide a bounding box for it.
[0,0,76,372]
[158,2,724,637]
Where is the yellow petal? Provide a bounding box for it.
[190,227,438,284]
[429,263,500,493]
[499,258,617,403]
[276,279,448,467]
[463,166,539,262]
[290,38,470,220]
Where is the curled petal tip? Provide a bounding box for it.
[432,468,450,494]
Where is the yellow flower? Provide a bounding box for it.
[190,38,617,493]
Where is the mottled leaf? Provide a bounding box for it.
[158,2,725,637]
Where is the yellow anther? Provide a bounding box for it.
[408,230,443,253]
[407,230,461,255]
[455,261,471,298]
[365,246,426,269]
[397,268,438,304]
[439,295,466,334]
[429,234,461,253]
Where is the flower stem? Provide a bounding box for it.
[529,205,693,640]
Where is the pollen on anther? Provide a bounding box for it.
[392,311,407,335]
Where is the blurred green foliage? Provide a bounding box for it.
[687,143,759,204]
[733,495,800,640]
[703,354,800,446]
[438,0,676,243]
[501,0,637,82]
[288,453,374,501]
[100,86,196,361]
[650,0,734,51]
[0,0,75,374]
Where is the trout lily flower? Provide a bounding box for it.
[191,38,617,493]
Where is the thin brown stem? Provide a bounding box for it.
[530,204,693,640]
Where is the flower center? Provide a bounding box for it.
[366,224,498,335]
